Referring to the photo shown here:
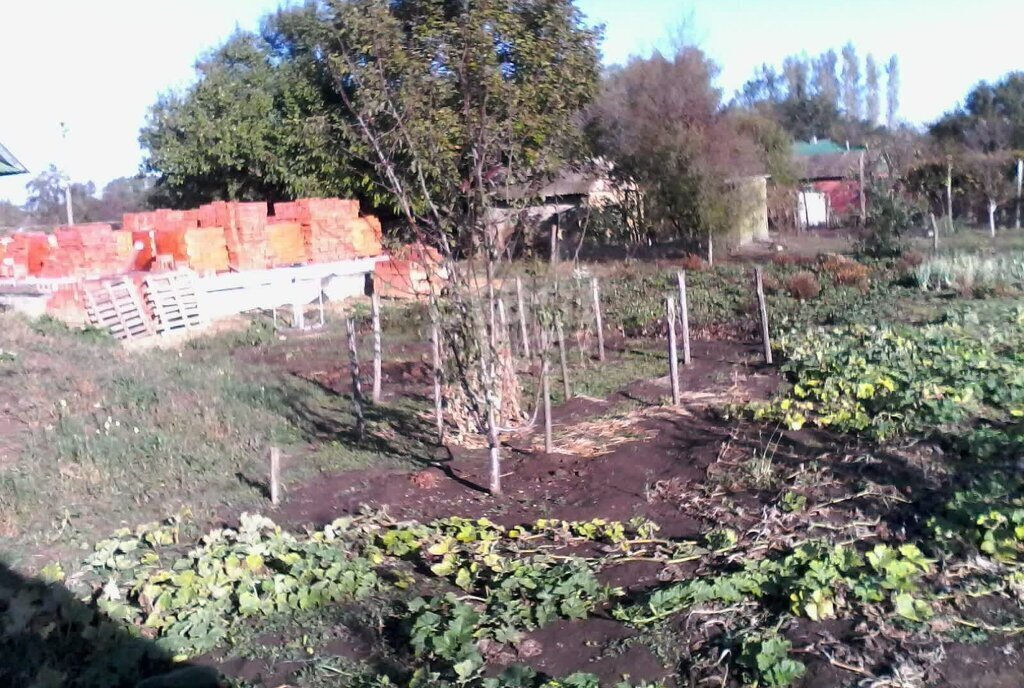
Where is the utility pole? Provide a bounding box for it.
[60,122,74,225]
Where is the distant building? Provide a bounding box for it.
[0,141,27,177]
[792,138,875,228]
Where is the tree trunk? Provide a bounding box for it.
[989,200,997,238]
[549,214,559,265]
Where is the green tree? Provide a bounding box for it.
[141,9,357,208]
[930,72,1024,151]
[590,45,761,249]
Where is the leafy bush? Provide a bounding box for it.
[784,271,820,300]
[820,255,869,289]
[857,184,917,258]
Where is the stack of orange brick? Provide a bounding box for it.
[273,198,382,263]
[375,243,446,299]
[266,222,306,266]
[38,224,134,279]
[153,226,230,274]
[1,232,51,278]
[196,201,271,271]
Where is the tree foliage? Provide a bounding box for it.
[930,72,1024,151]
[589,46,762,244]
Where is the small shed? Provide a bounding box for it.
[793,139,866,228]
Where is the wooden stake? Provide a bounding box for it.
[676,271,691,366]
[555,318,571,399]
[487,403,501,495]
[269,446,281,506]
[498,298,512,351]
[430,314,444,445]
[930,213,940,254]
[591,277,605,361]
[515,276,531,359]
[858,150,867,226]
[667,296,681,406]
[371,293,382,403]
[946,160,954,234]
[541,329,553,453]
[754,268,773,365]
[345,318,366,439]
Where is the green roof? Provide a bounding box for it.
[793,139,865,157]
[0,141,26,176]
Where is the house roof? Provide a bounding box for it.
[793,139,865,157]
[0,141,26,176]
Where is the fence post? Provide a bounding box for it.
[676,271,691,366]
[371,293,382,403]
[515,276,531,359]
[555,318,571,400]
[754,268,773,365]
[541,328,553,453]
[345,318,366,439]
[667,296,681,406]
[269,446,281,506]
[591,277,605,361]
[430,312,444,445]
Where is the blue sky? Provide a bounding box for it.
[1,0,1020,203]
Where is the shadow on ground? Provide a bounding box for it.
[0,562,219,688]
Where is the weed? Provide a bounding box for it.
[784,271,820,300]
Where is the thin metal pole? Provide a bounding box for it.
[754,268,773,365]
[556,318,571,399]
[515,277,531,359]
[591,277,605,361]
[345,318,366,439]
[431,313,444,445]
[269,446,281,506]
[676,271,691,366]
[541,329,553,453]
[667,296,680,406]
[371,294,382,403]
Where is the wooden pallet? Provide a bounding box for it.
[83,279,154,340]
[144,270,208,335]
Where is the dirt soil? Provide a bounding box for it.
[209,333,1024,688]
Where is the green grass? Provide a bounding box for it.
[0,313,427,558]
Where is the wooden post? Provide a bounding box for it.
[667,296,681,406]
[371,294,382,404]
[555,318,571,399]
[858,150,867,226]
[318,287,325,327]
[269,446,281,506]
[488,404,501,495]
[345,318,366,440]
[707,233,714,267]
[930,213,940,254]
[946,159,954,233]
[430,314,444,445]
[541,329,553,453]
[676,271,691,366]
[515,277,531,359]
[550,213,559,265]
[591,277,605,361]
[498,298,512,351]
[754,268,773,365]
[1016,158,1023,231]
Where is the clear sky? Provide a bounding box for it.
[1,0,1020,204]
